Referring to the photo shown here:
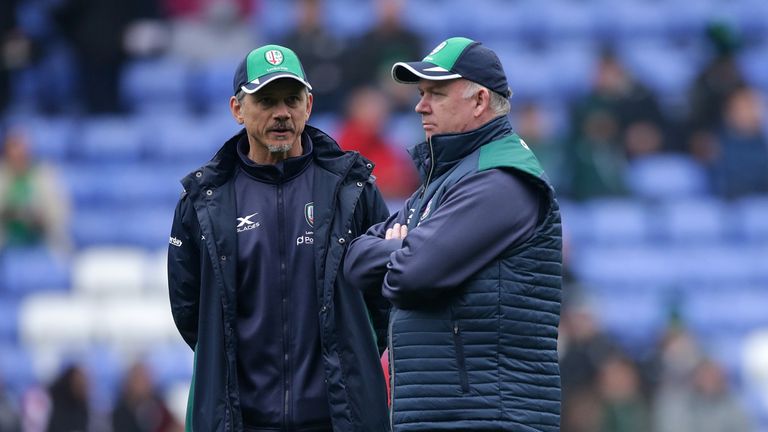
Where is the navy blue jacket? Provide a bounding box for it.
[168,126,392,432]
[344,117,563,431]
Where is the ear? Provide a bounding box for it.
[473,87,491,118]
[305,92,314,120]
[230,95,244,124]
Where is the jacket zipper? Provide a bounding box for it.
[277,183,291,428]
[388,310,395,430]
[420,136,435,199]
[453,321,469,393]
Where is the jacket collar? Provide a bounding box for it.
[409,116,513,181]
[236,133,314,183]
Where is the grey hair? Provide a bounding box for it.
[462,81,511,116]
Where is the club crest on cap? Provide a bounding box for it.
[265,50,284,66]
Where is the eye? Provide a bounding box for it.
[258,97,275,107]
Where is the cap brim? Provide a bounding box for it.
[391,61,462,83]
[241,72,312,94]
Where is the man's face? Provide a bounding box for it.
[234,78,313,154]
[415,79,476,140]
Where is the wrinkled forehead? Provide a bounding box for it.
[417,78,466,93]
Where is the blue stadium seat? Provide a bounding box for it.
[145,343,194,391]
[0,297,19,343]
[250,0,297,40]
[72,204,174,249]
[194,57,242,109]
[0,247,71,296]
[735,196,768,241]
[325,0,375,38]
[619,41,700,103]
[0,345,36,397]
[626,154,710,199]
[683,287,768,336]
[572,244,679,288]
[15,116,75,161]
[587,291,666,352]
[76,117,147,163]
[656,198,728,243]
[120,57,191,113]
[582,199,651,244]
[739,42,768,91]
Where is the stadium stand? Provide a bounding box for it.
[1,0,767,428]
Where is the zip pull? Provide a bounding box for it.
[453,322,459,335]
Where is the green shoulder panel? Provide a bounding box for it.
[477,133,545,179]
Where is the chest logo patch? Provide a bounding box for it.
[237,212,260,233]
[304,202,314,227]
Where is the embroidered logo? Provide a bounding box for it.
[304,202,314,227]
[265,50,284,65]
[237,212,260,233]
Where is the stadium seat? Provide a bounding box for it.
[76,117,147,163]
[145,343,194,390]
[0,247,71,297]
[656,198,728,243]
[0,297,19,343]
[0,345,36,397]
[325,0,375,38]
[626,154,710,200]
[582,198,651,244]
[72,247,148,298]
[572,244,679,288]
[734,196,768,241]
[95,297,179,349]
[15,116,75,161]
[683,287,768,336]
[194,57,242,109]
[619,41,700,103]
[147,113,232,163]
[19,293,96,350]
[120,57,192,113]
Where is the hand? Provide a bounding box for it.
[385,223,408,240]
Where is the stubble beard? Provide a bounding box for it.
[267,143,293,153]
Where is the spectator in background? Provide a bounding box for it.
[0,378,21,432]
[52,0,163,113]
[596,353,650,432]
[1,0,33,115]
[516,101,566,190]
[346,0,423,113]
[0,127,70,253]
[654,358,753,432]
[281,0,349,114]
[45,365,90,432]
[337,86,418,199]
[570,48,666,152]
[710,85,768,197]
[112,362,180,432]
[565,108,628,200]
[685,22,748,168]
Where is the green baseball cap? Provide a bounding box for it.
[392,37,512,98]
[232,44,312,95]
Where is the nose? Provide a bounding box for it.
[273,101,291,120]
[415,95,430,115]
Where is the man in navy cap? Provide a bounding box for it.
[344,37,563,431]
[168,44,391,432]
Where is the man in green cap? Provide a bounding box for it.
[168,44,391,431]
[343,37,563,431]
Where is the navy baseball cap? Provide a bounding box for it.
[232,44,312,95]
[392,37,512,98]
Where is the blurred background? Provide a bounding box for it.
[0,0,767,430]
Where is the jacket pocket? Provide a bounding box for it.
[452,321,469,393]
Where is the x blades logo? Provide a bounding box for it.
[237,212,260,233]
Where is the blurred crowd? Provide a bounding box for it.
[1,0,767,430]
